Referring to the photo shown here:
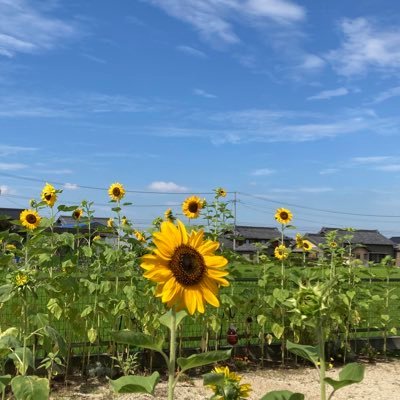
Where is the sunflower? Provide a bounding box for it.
[72,208,83,220]
[108,182,125,201]
[274,244,289,260]
[121,216,128,226]
[207,366,251,399]
[93,235,101,241]
[15,272,29,287]
[215,187,227,198]
[134,230,145,242]
[5,244,16,251]
[164,208,175,222]
[275,207,293,224]
[330,241,338,249]
[20,209,41,230]
[182,196,204,219]
[107,218,114,228]
[141,220,229,315]
[295,233,304,249]
[302,240,313,252]
[41,183,57,207]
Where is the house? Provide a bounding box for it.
[306,227,397,265]
[389,237,400,267]
[0,207,24,231]
[222,225,291,260]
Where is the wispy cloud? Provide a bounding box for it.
[299,54,326,70]
[0,144,37,156]
[147,181,188,192]
[0,92,161,118]
[193,88,217,98]
[251,168,276,176]
[327,18,400,76]
[307,87,349,101]
[64,183,78,190]
[146,0,305,45]
[319,168,339,175]
[0,184,16,195]
[176,45,207,58]
[0,162,27,170]
[374,164,400,172]
[0,0,79,58]
[351,156,393,164]
[372,86,400,104]
[81,53,107,64]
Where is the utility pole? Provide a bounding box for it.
[233,191,237,251]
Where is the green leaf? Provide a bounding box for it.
[47,298,63,320]
[11,375,49,400]
[159,309,187,330]
[114,331,164,353]
[271,323,285,340]
[0,375,11,391]
[109,372,160,394]
[0,284,14,303]
[87,328,97,344]
[203,372,225,387]
[81,305,93,318]
[286,340,319,366]
[324,363,365,392]
[42,326,66,355]
[177,349,231,373]
[257,314,267,326]
[0,334,20,350]
[57,205,79,212]
[8,347,34,375]
[29,313,49,329]
[260,390,305,400]
[82,246,92,257]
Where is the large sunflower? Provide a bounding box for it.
[20,209,41,230]
[41,183,57,207]
[274,244,289,260]
[108,182,126,201]
[275,207,293,224]
[141,220,229,315]
[182,196,204,219]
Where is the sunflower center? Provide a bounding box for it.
[188,201,198,213]
[280,211,288,220]
[26,214,37,224]
[113,187,121,196]
[45,194,52,201]
[169,244,205,286]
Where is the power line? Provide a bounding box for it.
[0,172,214,195]
[238,192,400,218]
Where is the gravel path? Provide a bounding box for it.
[51,359,400,399]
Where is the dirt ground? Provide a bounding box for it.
[50,359,400,399]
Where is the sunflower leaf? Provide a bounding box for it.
[260,390,305,400]
[177,349,231,373]
[109,372,160,394]
[113,331,164,353]
[324,363,365,392]
[286,340,319,366]
[159,309,187,330]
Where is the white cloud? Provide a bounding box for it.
[193,88,217,98]
[375,164,400,172]
[0,184,15,195]
[0,144,36,156]
[307,87,349,101]
[372,86,400,104]
[319,168,339,175]
[0,162,27,170]
[251,168,276,176]
[146,0,305,45]
[299,54,325,70]
[0,0,79,58]
[351,156,393,164]
[176,45,207,58]
[147,181,188,192]
[327,18,400,76]
[64,182,78,190]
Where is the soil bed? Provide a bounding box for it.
[50,359,400,399]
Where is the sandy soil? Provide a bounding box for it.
[51,359,400,399]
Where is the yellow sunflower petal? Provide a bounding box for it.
[197,240,219,255]
[184,289,197,315]
[160,221,181,247]
[204,255,228,268]
[176,220,188,244]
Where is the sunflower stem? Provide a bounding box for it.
[168,307,177,400]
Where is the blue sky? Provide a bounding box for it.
[1,0,400,236]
